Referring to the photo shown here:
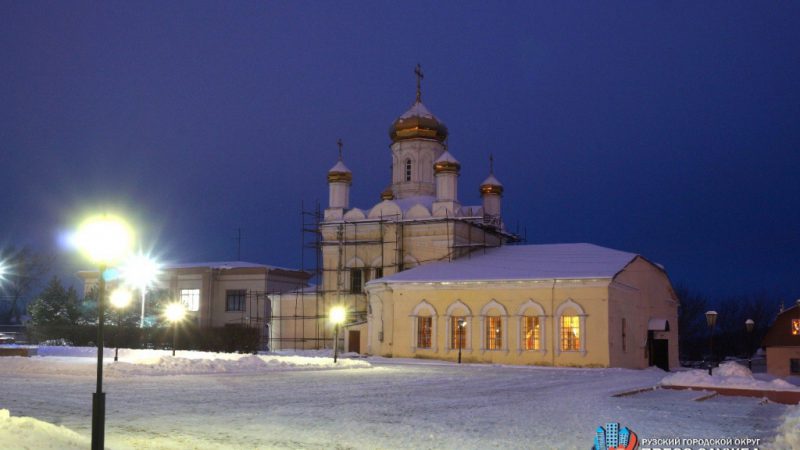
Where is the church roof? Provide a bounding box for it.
[371,243,644,284]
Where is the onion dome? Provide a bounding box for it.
[327,159,352,184]
[480,174,503,196]
[434,151,461,174]
[389,101,448,143]
[380,185,394,201]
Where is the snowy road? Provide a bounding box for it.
[0,352,793,449]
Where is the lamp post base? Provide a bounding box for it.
[91,392,105,450]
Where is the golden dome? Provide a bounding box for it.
[480,174,503,196]
[434,151,460,174]
[328,160,352,184]
[380,186,394,201]
[389,101,448,143]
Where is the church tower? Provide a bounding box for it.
[388,64,448,199]
[325,139,352,221]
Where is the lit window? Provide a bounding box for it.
[225,290,246,312]
[417,317,432,348]
[405,159,412,182]
[485,316,502,350]
[350,269,363,294]
[561,315,580,351]
[180,289,200,312]
[792,319,800,336]
[451,316,467,349]
[523,316,540,350]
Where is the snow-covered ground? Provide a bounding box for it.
[0,347,796,449]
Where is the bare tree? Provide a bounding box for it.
[0,246,53,324]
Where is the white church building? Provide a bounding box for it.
[271,67,679,370]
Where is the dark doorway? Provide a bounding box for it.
[651,339,669,371]
[348,330,360,353]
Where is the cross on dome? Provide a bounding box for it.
[415,63,424,102]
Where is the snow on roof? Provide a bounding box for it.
[481,173,503,187]
[329,160,351,173]
[164,261,297,272]
[373,243,640,284]
[398,100,436,119]
[435,150,460,165]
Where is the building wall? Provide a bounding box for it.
[366,279,614,367]
[766,347,800,378]
[609,257,680,370]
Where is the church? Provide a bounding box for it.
[272,67,679,370]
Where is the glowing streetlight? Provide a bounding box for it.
[120,253,161,328]
[165,302,186,357]
[745,318,755,371]
[457,318,467,364]
[330,306,346,363]
[705,310,718,376]
[110,288,132,362]
[74,214,133,450]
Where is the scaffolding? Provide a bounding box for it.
[267,201,521,352]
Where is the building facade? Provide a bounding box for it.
[763,304,800,377]
[78,262,310,343]
[275,68,680,369]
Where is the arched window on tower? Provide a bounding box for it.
[405,159,412,182]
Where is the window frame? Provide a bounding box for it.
[417,316,433,349]
[180,288,200,312]
[225,289,246,312]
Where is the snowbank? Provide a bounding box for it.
[770,406,800,450]
[0,347,371,377]
[0,409,88,449]
[661,361,800,391]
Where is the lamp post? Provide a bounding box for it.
[330,306,346,363]
[745,318,754,371]
[705,310,718,376]
[120,254,160,328]
[457,318,466,364]
[73,214,133,450]
[110,288,132,362]
[165,303,186,357]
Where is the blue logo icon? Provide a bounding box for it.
[592,422,638,450]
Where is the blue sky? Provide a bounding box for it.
[1,2,798,299]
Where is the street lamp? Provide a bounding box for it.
[74,214,133,450]
[705,310,718,376]
[330,306,346,363]
[110,288,132,362]
[745,318,755,371]
[120,253,161,328]
[457,318,467,364]
[165,303,186,357]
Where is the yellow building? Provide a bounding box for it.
[273,67,679,369]
[365,243,679,369]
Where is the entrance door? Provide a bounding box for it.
[652,339,669,371]
[348,330,360,353]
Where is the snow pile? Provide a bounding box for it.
[0,409,88,449]
[0,347,371,377]
[661,362,800,391]
[770,406,800,450]
[107,353,371,376]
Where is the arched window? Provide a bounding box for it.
[445,300,472,351]
[555,299,587,355]
[517,300,546,353]
[405,159,412,182]
[410,300,437,352]
[480,300,508,352]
